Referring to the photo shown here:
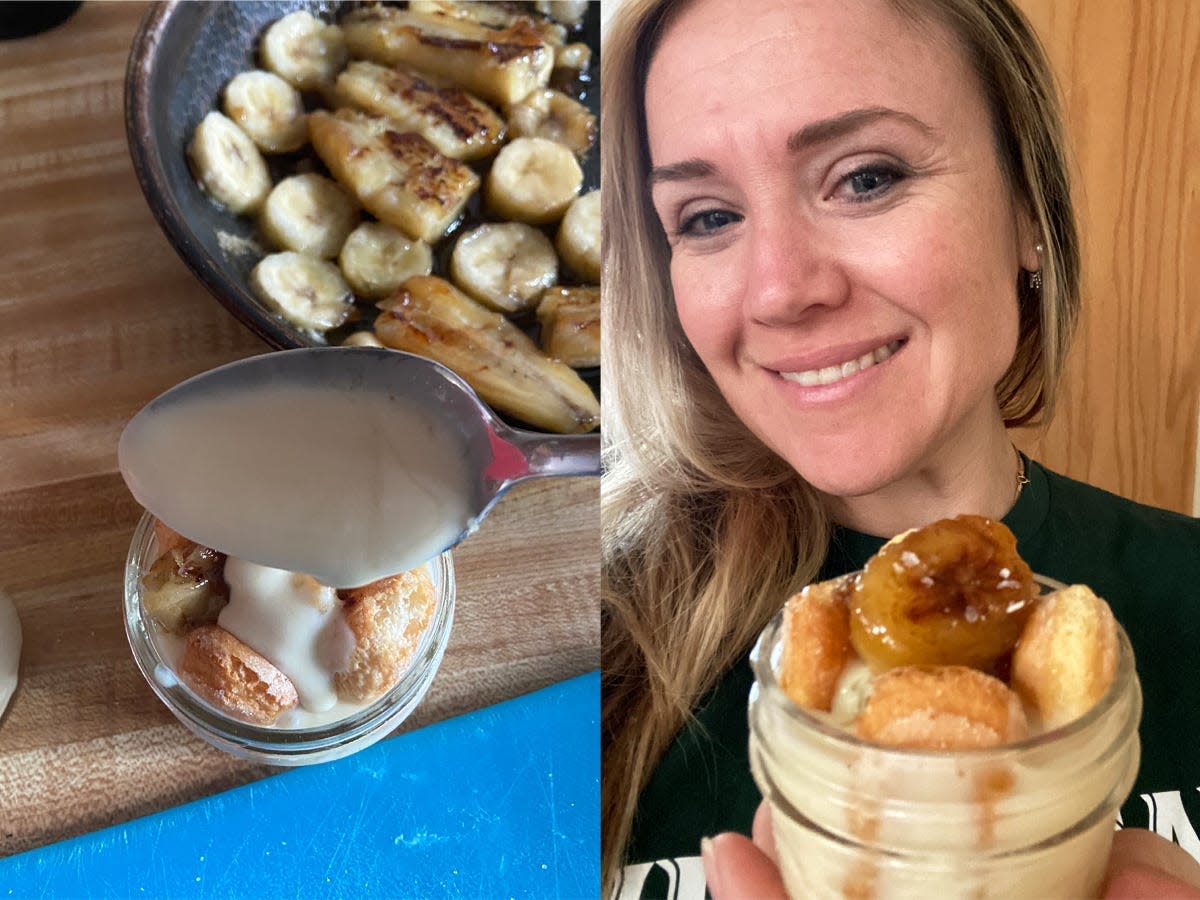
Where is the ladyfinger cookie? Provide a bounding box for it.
[179,624,299,725]
[779,575,855,711]
[335,567,436,703]
[1011,584,1119,730]
[857,665,1029,750]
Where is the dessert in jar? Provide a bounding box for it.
[124,513,455,765]
[117,352,479,764]
[748,515,1142,900]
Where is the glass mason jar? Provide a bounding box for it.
[748,575,1142,900]
[124,511,455,766]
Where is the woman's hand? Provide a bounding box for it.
[702,803,1200,899]
[701,804,785,900]
[1105,828,1200,898]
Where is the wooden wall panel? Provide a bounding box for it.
[1013,0,1200,515]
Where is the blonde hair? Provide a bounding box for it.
[599,0,1080,889]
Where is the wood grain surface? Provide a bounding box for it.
[1013,0,1200,515]
[0,1,598,857]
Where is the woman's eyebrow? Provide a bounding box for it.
[786,106,937,152]
[648,107,935,188]
[648,158,716,187]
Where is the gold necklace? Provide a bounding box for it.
[1014,446,1031,500]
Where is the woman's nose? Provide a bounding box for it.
[742,213,850,325]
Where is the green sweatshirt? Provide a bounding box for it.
[616,458,1200,899]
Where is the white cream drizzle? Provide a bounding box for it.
[217,557,355,712]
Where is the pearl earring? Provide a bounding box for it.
[1030,242,1045,292]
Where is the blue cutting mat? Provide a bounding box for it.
[0,671,598,899]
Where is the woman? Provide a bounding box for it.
[600,0,1200,897]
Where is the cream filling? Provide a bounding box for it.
[780,339,902,387]
[217,557,355,713]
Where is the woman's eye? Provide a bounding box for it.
[677,208,742,237]
[836,165,906,202]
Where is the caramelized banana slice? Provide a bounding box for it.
[341,331,384,348]
[556,190,600,281]
[857,665,1029,750]
[338,222,433,300]
[309,108,480,243]
[249,252,353,333]
[778,575,855,712]
[410,1,548,32]
[506,87,597,157]
[332,61,505,162]
[221,70,307,154]
[1011,585,1119,730]
[851,515,1036,672]
[260,11,347,91]
[141,539,229,635]
[536,0,590,26]
[259,173,359,259]
[484,136,582,225]
[407,4,568,51]
[375,275,600,433]
[536,286,599,368]
[186,112,271,215]
[450,222,558,313]
[341,7,553,107]
[554,41,592,76]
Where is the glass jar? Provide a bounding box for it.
[124,511,455,766]
[748,576,1142,900]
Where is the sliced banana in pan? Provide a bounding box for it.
[409,1,528,29]
[260,11,348,91]
[375,275,600,434]
[340,7,553,107]
[341,330,384,348]
[221,70,308,154]
[338,222,433,300]
[309,108,481,244]
[506,87,596,157]
[332,61,505,162]
[186,111,272,215]
[450,222,558,314]
[537,285,600,369]
[260,173,359,259]
[417,5,570,49]
[554,42,592,76]
[484,136,583,225]
[535,0,590,26]
[556,190,600,282]
[249,251,353,333]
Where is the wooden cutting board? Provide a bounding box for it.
[0,1,598,857]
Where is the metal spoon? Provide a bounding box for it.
[118,347,600,588]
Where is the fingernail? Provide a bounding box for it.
[700,836,722,896]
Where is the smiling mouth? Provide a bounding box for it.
[778,339,904,387]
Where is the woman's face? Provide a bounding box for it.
[645,0,1039,498]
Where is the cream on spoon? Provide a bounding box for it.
[118,347,599,588]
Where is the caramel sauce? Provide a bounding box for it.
[844,774,882,900]
[974,764,1017,847]
[843,866,879,900]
